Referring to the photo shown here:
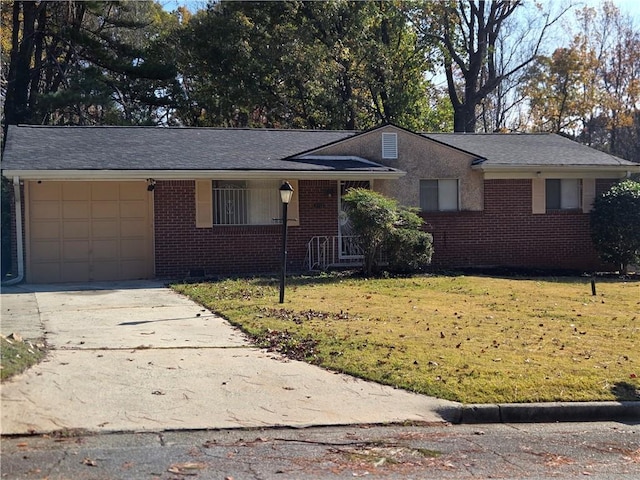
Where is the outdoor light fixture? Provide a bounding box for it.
[279,181,294,303]
[279,181,294,204]
[147,178,156,191]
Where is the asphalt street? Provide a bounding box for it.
[2,422,639,479]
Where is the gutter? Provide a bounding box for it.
[2,177,24,285]
[0,169,406,181]
[473,163,640,172]
[474,164,640,180]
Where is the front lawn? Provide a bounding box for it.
[173,274,639,404]
[0,335,46,381]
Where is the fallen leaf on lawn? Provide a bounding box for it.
[167,462,207,475]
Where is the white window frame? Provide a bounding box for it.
[420,179,459,212]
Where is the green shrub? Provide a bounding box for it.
[590,180,640,274]
[342,188,433,275]
[386,207,433,272]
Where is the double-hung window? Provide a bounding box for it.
[545,179,581,211]
[420,179,459,212]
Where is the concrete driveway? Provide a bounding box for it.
[1,281,458,435]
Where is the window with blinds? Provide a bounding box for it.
[420,179,459,212]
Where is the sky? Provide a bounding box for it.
[604,0,640,18]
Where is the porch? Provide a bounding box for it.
[304,236,364,271]
[304,236,387,271]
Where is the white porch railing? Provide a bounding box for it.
[305,236,364,271]
[305,236,389,271]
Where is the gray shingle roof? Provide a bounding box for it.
[2,125,391,172]
[3,126,637,177]
[424,132,637,167]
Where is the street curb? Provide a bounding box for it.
[452,401,640,424]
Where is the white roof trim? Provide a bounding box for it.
[3,169,406,181]
[474,164,639,179]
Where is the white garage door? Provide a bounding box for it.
[27,181,153,283]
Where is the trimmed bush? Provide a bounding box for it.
[342,188,433,275]
[590,180,640,274]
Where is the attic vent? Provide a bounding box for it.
[381,133,398,159]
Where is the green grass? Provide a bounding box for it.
[172,274,640,404]
[0,336,46,381]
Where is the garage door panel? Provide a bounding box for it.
[28,181,152,283]
[34,264,61,283]
[63,241,90,261]
[63,202,90,219]
[120,183,146,200]
[121,239,146,259]
[62,183,90,201]
[91,183,119,201]
[62,263,90,282]
[31,240,60,261]
[92,201,118,218]
[30,183,60,201]
[121,219,146,237]
[92,262,120,281]
[63,221,90,239]
[121,260,147,279]
[31,221,59,240]
[93,220,118,238]
[120,200,147,218]
[93,239,118,259]
[31,202,60,220]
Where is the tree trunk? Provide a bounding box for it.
[453,101,477,133]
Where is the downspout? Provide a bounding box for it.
[2,176,24,285]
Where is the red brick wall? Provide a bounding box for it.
[154,178,615,278]
[153,180,338,278]
[421,179,613,271]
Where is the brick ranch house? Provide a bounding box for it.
[2,124,638,283]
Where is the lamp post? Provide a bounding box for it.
[279,181,294,303]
